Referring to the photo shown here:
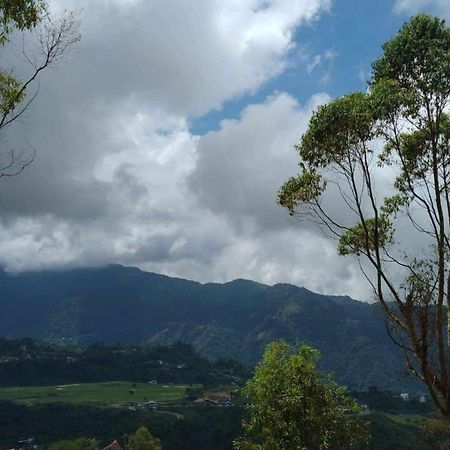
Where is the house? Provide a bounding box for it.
[195,393,234,406]
[148,379,158,384]
[16,437,37,449]
[5,437,38,450]
[103,440,124,450]
[400,393,409,401]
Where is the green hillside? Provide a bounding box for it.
[0,265,414,390]
[0,338,248,386]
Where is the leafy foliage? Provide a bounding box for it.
[125,426,162,450]
[338,216,394,256]
[278,170,325,214]
[0,0,45,44]
[0,0,80,177]
[279,14,450,416]
[301,92,376,166]
[372,15,450,98]
[234,341,368,450]
[49,437,100,450]
[0,400,245,450]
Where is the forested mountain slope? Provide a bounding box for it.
[0,265,412,390]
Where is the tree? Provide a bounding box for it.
[125,426,162,450]
[49,437,100,450]
[233,341,368,450]
[278,14,450,416]
[0,0,80,176]
[0,0,44,42]
[422,416,450,449]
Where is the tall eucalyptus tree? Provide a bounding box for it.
[279,15,450,416]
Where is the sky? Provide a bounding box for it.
[0,0,449,300]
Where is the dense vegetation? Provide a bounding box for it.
[0,338,248,386]
[353,388,432,415]
[235,341,368,449]
[0,399,440,450]
[0,400,244,450]
[0,264,417,390]
[0,337,438,449]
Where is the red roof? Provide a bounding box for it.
[200,393,232,405]
[103,440,124,450]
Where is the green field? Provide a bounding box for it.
[384,413,426,425]
[0,381,197,406]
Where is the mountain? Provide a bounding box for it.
[0,264,413,390]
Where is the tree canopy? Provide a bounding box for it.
[0,0,80,177]
[234,341,368,450]
[125,426,162,450]
[0,0,45,43]
[279,14,450,416]
[49,437,100,450]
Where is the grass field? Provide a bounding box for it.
[384,413,426,425]
[0,381,198,406]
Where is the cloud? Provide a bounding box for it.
[189,92,330,232]
[0,0,378,300]
[183,91,378,298]
[0,85,371,299]
[394,0,450,19]
[43,0,331,116]
[299,46,337,83]
[307,55,322,73]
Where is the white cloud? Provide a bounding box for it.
[299,46,337,83]
[307,54,322,73]
[394,0,450,19]
[183,91,373,298]
[0,86,372,299]
[43,0,330,116]
[0,0,380,301]
[190,92,330,231]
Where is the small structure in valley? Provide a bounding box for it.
[103,440,124,450]
[12,437,37,450]
[195,392,233,406]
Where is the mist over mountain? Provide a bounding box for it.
[0,264,412,390]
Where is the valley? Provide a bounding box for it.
[0,266,439,449]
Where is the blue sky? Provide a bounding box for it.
[190,0,440,135]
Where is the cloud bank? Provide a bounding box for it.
[0,0,376,299]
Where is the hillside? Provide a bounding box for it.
[0,338,248,386]
[0,264,413,390]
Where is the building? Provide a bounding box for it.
[5,437,38,450]
[195,393,234,406]
[103,440,124,450]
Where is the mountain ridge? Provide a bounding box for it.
[0,264,412,390]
